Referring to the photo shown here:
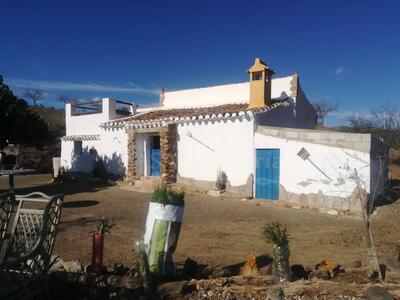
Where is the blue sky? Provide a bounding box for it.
[1,0,399,126]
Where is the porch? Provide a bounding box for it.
[126,124,178,186]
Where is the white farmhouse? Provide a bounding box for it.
[61,58,388,214]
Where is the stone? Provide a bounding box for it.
[311,269,330,280]
[207,189,223,197]
[210,267,235,278]
[260,263,273,275]
[266,286,285,300]
[49,256,64,272]
[239,255,260,277]
[112,262,126,275]
[349,260,362,268]
[157,280,188,299]
[183,258,198,277]
[315,259,340,278]
[365,286,394,300]
[107,275,141,289]
[291,264,308,281]
[327,209,338,216]
[62,260,83,273]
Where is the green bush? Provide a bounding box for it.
[151,185,185,207]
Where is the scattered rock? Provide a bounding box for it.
[327,209,338,216]
[239,255,260,277]
[291,264,308,281]
[49,256,64,272]
[266,286,285,300]
[365,286,394,300]
[107,275,141,289]
[112,262,126,275]
[157,280,188,299]
[315,259,340,278]
[211,267,235,278]
[183,258,198,277]
[349,260,363,268]
[260,263,273,275]
[311,269,331,280]
[62,260,83,273]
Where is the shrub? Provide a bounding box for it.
[151,185,185,207]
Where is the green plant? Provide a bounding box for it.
[262,220,289,245]
[93,159,108,179]
[263,220,291,283]
[151,185,185,207]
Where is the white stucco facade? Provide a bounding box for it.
[176,116,254,187]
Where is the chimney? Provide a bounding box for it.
[247,58,275,109]
[159,88,165,106]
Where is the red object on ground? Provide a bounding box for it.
[91,233,104,274]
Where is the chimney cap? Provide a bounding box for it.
[247,57,275,74]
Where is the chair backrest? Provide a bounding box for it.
[0,192,15,251]
[3,192,64,275]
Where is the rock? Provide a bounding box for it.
[49,256,64,272]
[62,260,83,273]
[349,260,362,268]
[315,259,340,278]
[107,275,141,289]
[266,286,285,300]
[260,263,273,275]
[157,280,188,299]
[112,262,126,275]
[291,264,308,281]
[183,258,198,277]
[365,286,394,300]
[239,255,260,277]
[210,267,235,278]
[327,209,338,216]
[311,269,331,280]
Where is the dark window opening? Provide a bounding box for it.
[252,72,263,81]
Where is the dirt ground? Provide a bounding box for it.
[1,174,400,272]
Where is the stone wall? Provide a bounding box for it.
[160,124,178,184]
[126,130,136,180]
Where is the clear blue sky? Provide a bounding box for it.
[1,0,399,126]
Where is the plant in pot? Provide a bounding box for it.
[262,220,291,283]
[143,185,185,279]
[91,218,114,275]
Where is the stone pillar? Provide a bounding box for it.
[160,124,178,184]
[126,130,137,180]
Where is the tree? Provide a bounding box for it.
[0,76,53,149]
[23,88,44,107]
[312,100,338,125]
[347,104,400,148]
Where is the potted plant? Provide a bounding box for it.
[143,185,185,278]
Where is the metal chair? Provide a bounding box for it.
[0,192,64,299]
[0,192,15,251]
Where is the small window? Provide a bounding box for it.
[252,72,262,81]
[73,141,83,157]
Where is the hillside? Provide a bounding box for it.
[34,106,65,139]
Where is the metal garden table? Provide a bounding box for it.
[0,169,35,192]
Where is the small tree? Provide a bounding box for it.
[347,104,400,149]
[23,89,44,108]
[312,100,338,126]
[263,220,291,283]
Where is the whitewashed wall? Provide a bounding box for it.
[163,76,293,108]
[254,133,371,198]
[61,98,129,175]
[177,117,254,187]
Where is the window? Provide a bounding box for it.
[252,72,262,81]
[73,141,83,157]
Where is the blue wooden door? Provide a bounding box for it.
[150,149,160,176]
[255,149,280,200]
